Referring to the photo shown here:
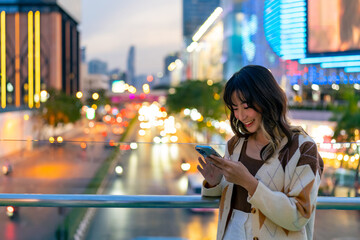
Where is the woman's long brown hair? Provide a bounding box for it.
[223,65,302,161]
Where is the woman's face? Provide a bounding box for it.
[231,91,262,134]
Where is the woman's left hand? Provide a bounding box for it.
[208,155,259,196]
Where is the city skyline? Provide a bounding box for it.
[80,0,182,75]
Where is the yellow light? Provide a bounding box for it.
[207,79,214,86]
[24,114,29,121]
[91,104,97,110]
[15,12,20,107]
[128,86,136,93]
[181,162,191,172]
[206,121,212,127]
[214,93,220,100]
[76,91,83,99]
[40,90,48,102]
[92,92,99,100]
[344,155,349,161]
[1,11,6,108]
[142,84,150,94]
[56,136,63,143]
[168,62,176,71]
[337,154,343,161]
[35,11,40,108]
[49,137,55,143]
[28,11,34,108]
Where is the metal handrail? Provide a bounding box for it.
[0,194,359,210]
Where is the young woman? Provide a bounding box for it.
[197,65,324,240]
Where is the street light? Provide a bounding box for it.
[92,92,99,100]
[76,91,83,99]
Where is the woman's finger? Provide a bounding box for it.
[207,156,224,166]
[198,157,207,168]
[197,165,204,175]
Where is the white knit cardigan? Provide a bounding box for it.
[202,134,323,240]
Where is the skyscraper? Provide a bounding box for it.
[0,0,81,108]
[88,59,108,75]
[127,46,135,86]
[183,0,220,45]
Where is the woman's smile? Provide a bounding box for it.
[243,119,255,128]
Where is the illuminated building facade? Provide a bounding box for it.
[0,0,80,109]
[221,0,284,80]
[183,0,220,46]
[263,0,360,104]
[183,0,360,180]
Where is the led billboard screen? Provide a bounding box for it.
[308,0,360,54]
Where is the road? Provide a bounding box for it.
[0,122,118,240]
[85,120,220,240]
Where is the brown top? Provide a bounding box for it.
[231,139,265,212]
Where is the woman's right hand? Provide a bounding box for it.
[197,156,223,187]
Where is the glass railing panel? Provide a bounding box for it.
[0,130,359,239]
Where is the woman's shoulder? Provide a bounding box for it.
[291,129,316,146]
[290,131,323,175]
[279,131,316,157]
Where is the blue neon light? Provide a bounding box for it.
[281,0,306,4]
[280,43,306,50]
[280,6,306,14]
[282,54,306,60]
[344,67,360,73]
[321,61,360,68]
[281,22,306,29]
[264,0,306,60]
[281,28,306,35]
[299,55,360,64]
[280,32,306,39]
[280,17,306,24]
[281,38,306,44]
[281,2,306,9]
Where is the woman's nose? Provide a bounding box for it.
[236,109,245,121]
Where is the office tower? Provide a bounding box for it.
[127,46,136,85]
[81,47,86,63]
[88,59,108,75]
[183,0,220,45]
[0,0,81,108]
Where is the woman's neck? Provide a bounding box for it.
[253,131,268,146]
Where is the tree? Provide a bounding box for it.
[329,85,360,196]
[166,80,226,131]
[330,85,360,141]
[38,89,83,127]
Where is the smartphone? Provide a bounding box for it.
[195,145,221,158]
